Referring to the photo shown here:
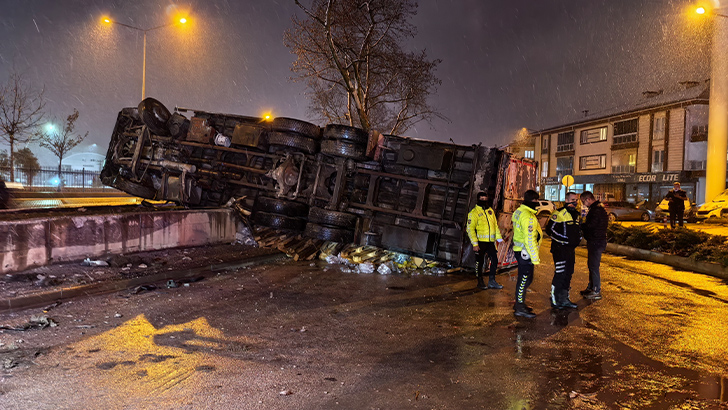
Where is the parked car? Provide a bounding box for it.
[602,201,653,222]
[695,188,728,220]
[534,200,555,216]
[654,198,696,223]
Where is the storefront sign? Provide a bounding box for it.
[541,172,687,186]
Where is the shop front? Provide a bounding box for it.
[541,171,703,208]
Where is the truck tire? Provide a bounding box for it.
[167,112,190,139]
[267,131,318,155]
[252,212,306,231]
[323,124,369,144]
[137,98,171,136]
[308,207,358,227]
[272,118,321,140]
[114,177,157,199]
[304,223,354,243]
[254,196,309,218]
[320,139,366,160]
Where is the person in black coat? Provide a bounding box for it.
[664,182,688,228]
[579,191,608,300]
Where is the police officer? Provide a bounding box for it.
[467,191,504,290]
[545,192,581,309]
[511,189,543,318]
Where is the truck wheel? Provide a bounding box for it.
[323,124,369,144]
[254,196,309,218]
[114,177,157,199]
[320,139,366,160]
[252,212,306,231]
[137,98,171,136]
[304,223,354,243]
[608,213,617,222]
[272,118,321,140]
[267,131,318,155]
[308,207,358,227]
[641,212,650,222]
[167,112,190,139]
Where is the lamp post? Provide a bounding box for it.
[102,16,188,101]
[697,3,728,202]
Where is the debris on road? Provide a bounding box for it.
[0,315,58,331]
[81,258,109,267]
[131,284,157,294]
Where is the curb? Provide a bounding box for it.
[0,253,287,313]
[605,243,728,281]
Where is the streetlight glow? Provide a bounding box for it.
[697,7,706,15]
[100,14,192,100]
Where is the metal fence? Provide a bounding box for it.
[0,166,108,190]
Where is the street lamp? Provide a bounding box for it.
[695,3,728,202]
[101,15,189,101]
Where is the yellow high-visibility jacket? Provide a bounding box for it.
[466,206,502,245]
[512,204,542,264]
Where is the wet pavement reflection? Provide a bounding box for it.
[0,244,727,409]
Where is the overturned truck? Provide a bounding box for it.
[101,98,537,268]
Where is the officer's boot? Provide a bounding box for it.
[487,276,503,289]
[476,273,487,290]
[514,303,536,318]
[550,285,565,309]
[560,289,578,309]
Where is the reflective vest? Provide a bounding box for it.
[546,207,582,247]
[466,206,502,245]
[512,204,542,264]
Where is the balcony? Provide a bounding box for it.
[691,125,708,142]
[612,133,637,145]
[611,164,635,173]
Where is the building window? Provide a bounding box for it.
[579,154,607,170]
[580,126,607,144]
[542,135,550,153]
[556,131,574,152]
[556,156,573,177]
[613,118,638,145]
[541,161,548,178]
[611,150,636,173]
[651,149,664,172]
[524,150,534,159]
[653,116,665,140]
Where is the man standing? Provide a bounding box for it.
[467,192,504,290]
[511,189,543,318]
[665,182,688,228]
[545,192,582,309]
[579,191,608,300]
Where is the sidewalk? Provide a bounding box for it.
[0,243,283,312]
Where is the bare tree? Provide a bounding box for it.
[285,0,446,135]
[38,109,87,190]
[0,73,45,181]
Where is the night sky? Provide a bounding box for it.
[0,0,713,164]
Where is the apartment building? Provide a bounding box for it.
[531,82,711,206]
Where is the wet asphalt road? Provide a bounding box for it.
[1,240,727,409]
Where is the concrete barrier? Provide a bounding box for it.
[0,209,241,274]
[606,243,728,281]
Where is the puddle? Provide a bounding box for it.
[512,308,727,407]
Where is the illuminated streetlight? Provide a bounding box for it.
[697,6,706,14]
[101,15,189,100]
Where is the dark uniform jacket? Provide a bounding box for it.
[546,206,582,249]
[582,201,608,244]
[665,189,687,211]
